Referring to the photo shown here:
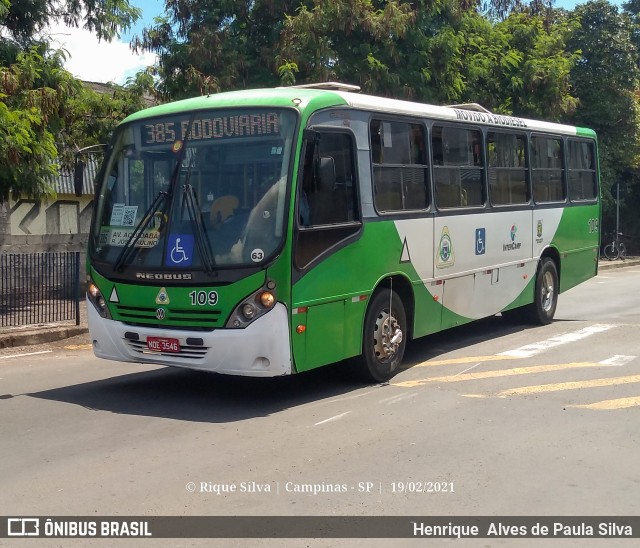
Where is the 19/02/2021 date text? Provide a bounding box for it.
[391,481,455,494]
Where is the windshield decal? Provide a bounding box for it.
[166,234,194,267]
[100,227,159,248]
[109,204,138,226]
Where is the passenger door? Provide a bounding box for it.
[291,129,362,371]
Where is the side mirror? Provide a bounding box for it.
[74,159,84,197]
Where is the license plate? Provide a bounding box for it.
[146,336,180,353]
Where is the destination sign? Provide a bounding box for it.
[141,111,281,147]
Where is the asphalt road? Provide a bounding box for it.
[2,265,640,547]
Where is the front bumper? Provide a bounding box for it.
[88,299,293,376]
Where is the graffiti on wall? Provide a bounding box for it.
[9,197,94,236]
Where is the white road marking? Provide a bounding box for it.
[498,324,615,359]
[0,350,52,360]
[379,392,418,405]
[314,412,351,426]
[454,362,482,377]
[599,355,636,366]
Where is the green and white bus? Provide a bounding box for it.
[85,83,600,382]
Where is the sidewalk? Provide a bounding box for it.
[0,301,89,350]
[1,258,639,350]
[598,256,640,271]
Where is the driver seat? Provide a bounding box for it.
[210,195,239,227]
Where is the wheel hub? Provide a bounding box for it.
[373,310,403,360]
[541,271,555,312]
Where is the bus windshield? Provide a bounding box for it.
[90,108,297,271]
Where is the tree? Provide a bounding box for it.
[0,0,144,201]
[566,0,640,240]
[134,0,307,100]
[278,0,577,118]
[2,0,140,44]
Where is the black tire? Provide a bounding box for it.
[353,289,407,383]
[603,243,617,260]
[522,258,559,325]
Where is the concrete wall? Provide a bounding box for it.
[0,195,94,283]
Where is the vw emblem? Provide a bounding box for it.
[156,308,166,320]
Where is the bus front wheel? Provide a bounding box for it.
[354,289,407,383]
[523,257,558,325]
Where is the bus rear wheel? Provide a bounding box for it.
[522,257,558,325]
[354,289,407,383]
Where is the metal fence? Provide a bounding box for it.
[0,252,80,328]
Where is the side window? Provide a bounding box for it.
[432,125,484,208]
[567,139,597,201]
[487,132,529,205]
[295,131,361,269]
[531,136,565,203]
[370,120,429,212]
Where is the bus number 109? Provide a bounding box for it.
[189,290,219,306]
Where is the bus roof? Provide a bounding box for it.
[122,86,596,139]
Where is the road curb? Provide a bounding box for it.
[0,325,89,349]
[598,258,640,271]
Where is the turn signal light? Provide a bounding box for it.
[259,291,275,308]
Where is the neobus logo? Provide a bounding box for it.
[135,273,193,280]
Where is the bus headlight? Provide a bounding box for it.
[242,303,256,320]
[226,283,277,328]
[87,280,112,319]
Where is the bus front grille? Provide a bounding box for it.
[113,304,223,327]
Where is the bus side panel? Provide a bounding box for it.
[552,204,600,293]
[434,210,534,322]
[291,220,440,372]
[392,219,444,340]
[440,275,475,330]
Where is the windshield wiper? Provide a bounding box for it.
[113,115,196,272]
[113,191,168,272]
[181,182,216,273]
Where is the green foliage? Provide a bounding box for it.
[567,0,640,240]
[134,0,306,99]
[2,0,140,44]
[0,45,74,201]
[278,0,576,118]
[0,1,148,201]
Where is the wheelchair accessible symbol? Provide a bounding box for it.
[167,234,194,267]
[475,228,486,255]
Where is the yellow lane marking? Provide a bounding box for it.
[393,362,603,388]
[64,344,93,350]
[569,396,640,410]
[411,355,517,367]
[498,374,640,397]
